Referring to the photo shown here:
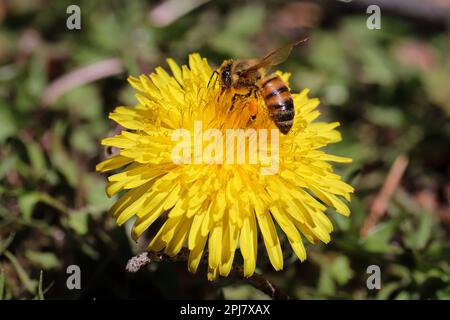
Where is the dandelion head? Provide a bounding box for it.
[96,53,354,280]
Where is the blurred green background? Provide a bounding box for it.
[0,0,449,300]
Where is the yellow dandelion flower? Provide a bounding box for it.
[96,53,354,280]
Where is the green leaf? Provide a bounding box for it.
[359,45,396,86]
[223,4,265,37]
[26,54,47,98]
[25,250,60,270]
[0,232,15,256]
[0,104,18,142]
[390,264,412,282]
[308,32,350,81]
[360,219,401,253]
[25,141,47,175]
[18,192,41,221]
[49,121,78,187]
[66,211,89,235]
[424,65,450,115]
[222,285,270,300]
[316,255,353,296]
[0,271,5,300]
[395,291,412,300]
[318,268,335,296]
[83,175,113,211]
[376,282,401,300]
[57,85,102,120]
[0,155,18,180]
[436,285,450,299]
[209,4,265,57]
[70,127,97,154]
[87,12,125,52]
[365,106,405,128]
[37,271,44,300]
[19,192,69,220]
[4,250,37,293]
[329,208,350,232]
[329,256,354,285]
[349,197,368,231]
[405,212,434,250]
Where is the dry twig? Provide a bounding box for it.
[126,248,290,300]
[360,154,409,237]
[41,58,123,106]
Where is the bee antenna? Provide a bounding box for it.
[207,70,219,89]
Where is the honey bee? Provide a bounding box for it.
[213,38,308,134]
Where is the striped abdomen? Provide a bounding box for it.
[260,74,294,134]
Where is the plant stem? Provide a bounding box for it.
[125,248,290,300]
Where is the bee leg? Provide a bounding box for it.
[248,100,258,121]
[207,70,219,88]
[230,94,238,111]
[230,91,253,111]
[249,87,259,121]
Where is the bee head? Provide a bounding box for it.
[219,60,233,89]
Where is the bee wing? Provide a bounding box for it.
[242,37,309,73]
